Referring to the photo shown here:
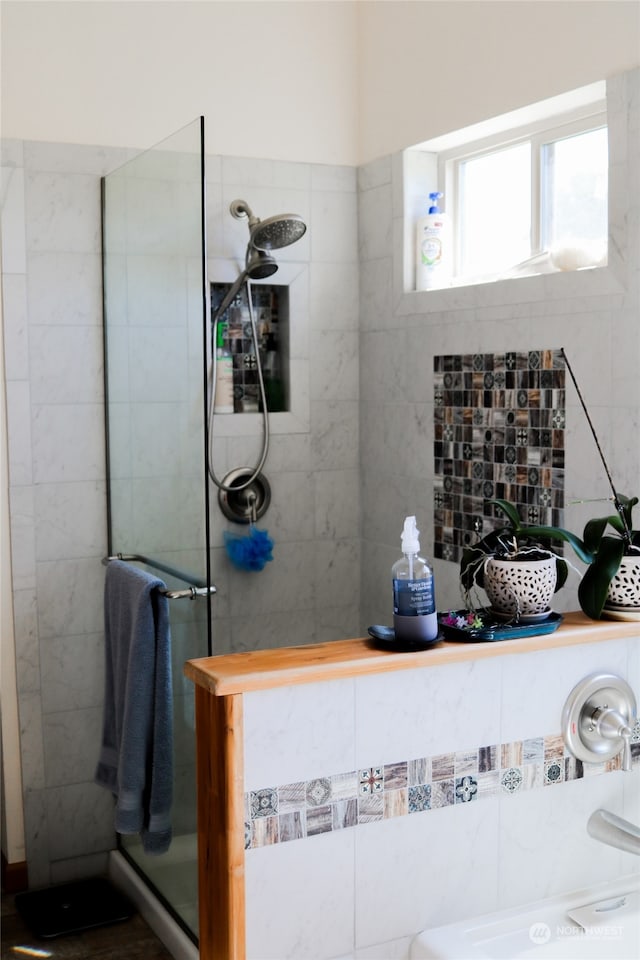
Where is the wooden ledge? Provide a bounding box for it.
[184,612,640,697]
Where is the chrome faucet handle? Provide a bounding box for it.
[563,673,637,770]
[591,706,633,771]
[622,727,632,771]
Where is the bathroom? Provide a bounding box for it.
[1,0,639,957]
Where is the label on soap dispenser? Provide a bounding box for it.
[393,577,435,617]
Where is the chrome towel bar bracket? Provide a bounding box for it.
[102,554,216,601]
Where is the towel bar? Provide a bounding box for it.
[102,554,216,600]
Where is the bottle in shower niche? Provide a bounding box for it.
[392,516,439,643]
[214,321,234,414]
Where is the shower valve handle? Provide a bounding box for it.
[591,706,633,771]
[563,673,637,772]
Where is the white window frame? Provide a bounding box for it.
[438,105,607,280]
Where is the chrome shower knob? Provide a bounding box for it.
[562,672,637,771]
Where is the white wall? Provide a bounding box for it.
[2,1,638,166]
[1,267,26,866]
[0,0,359,164]
[358,0,640,162]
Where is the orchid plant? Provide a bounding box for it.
[459,498,591,607]
[576,494,640,619]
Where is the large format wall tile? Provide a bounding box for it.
[244,677,356,792]
[25,171,101,254]
[246,830,356,960]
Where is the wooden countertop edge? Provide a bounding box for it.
[184,612,640,697]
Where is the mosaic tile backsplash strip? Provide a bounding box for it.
[246,725,640,850]
[433,349,566,563]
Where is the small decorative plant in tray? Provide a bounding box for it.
[439,609,563,642]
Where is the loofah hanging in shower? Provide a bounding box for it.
[224,526,274,572]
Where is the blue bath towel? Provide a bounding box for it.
[95,560,173,855]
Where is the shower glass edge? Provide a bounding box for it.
[101,116,211,945]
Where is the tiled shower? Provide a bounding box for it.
[1,129,361,922]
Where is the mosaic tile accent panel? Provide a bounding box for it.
[433,349,566,562]
[245,722,640,850]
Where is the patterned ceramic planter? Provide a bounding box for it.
[606,555,640,607]
[484,555,557,618]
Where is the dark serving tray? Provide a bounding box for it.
[367,624,443,652]
[438,609,563,642]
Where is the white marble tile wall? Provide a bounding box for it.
[243,636,640,958]
[2,132,214,885]
[359,68,640,633]
[1,139,123,886]
[245,830,356,960]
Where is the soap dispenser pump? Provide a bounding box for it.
[392,516,439,642]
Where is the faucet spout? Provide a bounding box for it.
[587,809,640,856]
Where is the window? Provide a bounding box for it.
[458,141,532,278]
[542,125,608,251]
[405,84,610,291]
[443,114,608,282]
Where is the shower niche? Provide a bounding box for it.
[211,281,289,414]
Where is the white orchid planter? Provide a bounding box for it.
[606,554,640,607]
[483,555,558,618]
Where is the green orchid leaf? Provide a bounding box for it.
[583,516,610,555]
[518,525,592,564]
[488,499,522,530]
[554,558,569,592]
[578,537,625,619]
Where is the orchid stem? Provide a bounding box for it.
[561,347,631,548]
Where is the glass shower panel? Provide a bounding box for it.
[102,117,209,942]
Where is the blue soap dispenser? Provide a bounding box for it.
[392,516,439,642]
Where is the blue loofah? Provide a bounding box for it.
[224,527,274,571]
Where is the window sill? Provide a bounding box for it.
[395,257,624,317]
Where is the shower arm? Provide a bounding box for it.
[208,273,270,494]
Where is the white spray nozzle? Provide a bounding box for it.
[401,515,420,555]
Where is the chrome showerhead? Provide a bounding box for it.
[245,248,278,280]
[230,198,307,251]
[250,213,306,251]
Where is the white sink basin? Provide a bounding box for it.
[410,875,640,960]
